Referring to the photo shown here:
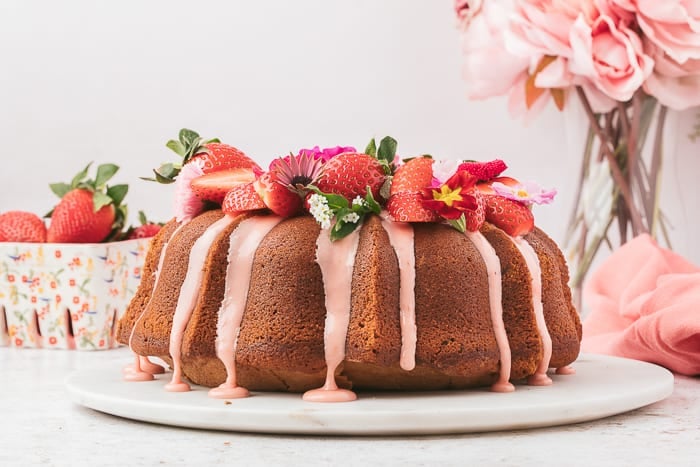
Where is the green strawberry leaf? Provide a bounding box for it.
[448,213,467,233]
[166,139,186,156]
[49,183,72,198]
[107,184,129,206]
[95,163,119,188]
[377,136,397,166]
[92,191,113,212]
[71,162,92,188]
[364,138,377,157]
[138,210,147,225]
[179,128,200,148]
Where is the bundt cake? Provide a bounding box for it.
[117,131,582,402]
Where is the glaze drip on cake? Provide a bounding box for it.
[166,215,235,392]
[302,227,361,402]
[209,216,283,399]
[380,217,417,372]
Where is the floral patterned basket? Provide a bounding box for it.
[0,238,150,350]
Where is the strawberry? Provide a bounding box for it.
[390,157,434,195]
[387,192,440,223]
[483,194,534,236]
[149,129,260,184]
[458,159,507,181]
[254,172,303,217]
[190,167,256,203]
[315,153,386,202]
[222,182,266,215]
[127,211,162,239]
[0,211,47,243]
[47,163,128,243]
[477,176,520,194]
[464,190,485,232]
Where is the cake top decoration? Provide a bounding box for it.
[152,128,556,240]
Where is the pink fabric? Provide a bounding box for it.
[582,234,700,375]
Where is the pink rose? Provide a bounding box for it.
[456,0,530,99]
[570,12,653,102]
[644,39,700,110]
[612,0,700,64]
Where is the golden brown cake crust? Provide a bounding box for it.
[129,210,225,358]
[114,219,180,346]
[524,228,581,368]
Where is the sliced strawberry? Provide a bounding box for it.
[222,182,266,215]
[464,190,485,232]
[0,211,47,243]
[390,157,434,195]
[193,143,260,174]
[316,153,385,202]
[190,167,256,204]
[483,194,534,236]
[254,172,303,217]
[387,192,440,223]
[477,176,520,195]
[458,159,507,181]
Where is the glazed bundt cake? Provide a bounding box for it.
[117,131,581,402]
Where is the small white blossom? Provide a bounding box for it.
[341,212,360,224]
[308,193,333,230]
[352,196,365,207]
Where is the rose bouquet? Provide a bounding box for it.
[454,0,700,301]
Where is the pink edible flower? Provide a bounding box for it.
[173,161,205,222]
[297,145,356,163]
[491,180,557,205]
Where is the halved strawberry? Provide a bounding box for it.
[464,190,485,232]
[254,172,303,217]
[387,192,440,223]
[192,142,259,174]
[390,157,434,195]
[459,159,507,181]
[477,176,520,195]
[222,182,266,215]
[483,194,534,236]
[190,167,256,203]
[315,153,385,202]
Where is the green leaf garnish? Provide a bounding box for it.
[166,139,186,156]
[377,136,397,165]
[71,162,92,188]
[92,192,113,212]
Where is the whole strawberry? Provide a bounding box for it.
[315,153,386,202]
[47,163,128,243]
[127,211,162,239]
[0,211,47,242]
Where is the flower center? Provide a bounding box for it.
[290,175,313,187]
[433,185,463,207]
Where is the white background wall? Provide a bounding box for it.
[1,0,698,266]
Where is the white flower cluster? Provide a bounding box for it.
[341,212,360,224]
[308,193,333,229]
[352,196,366,207]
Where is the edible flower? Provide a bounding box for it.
[298,145,356,163]
[271,152,324,195]
[491,180,557,205]
[173,161,205,222]
[422,170,479,220]
[430,159,463,187]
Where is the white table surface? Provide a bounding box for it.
[1,347,698,467]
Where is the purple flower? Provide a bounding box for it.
[491,180,557,205]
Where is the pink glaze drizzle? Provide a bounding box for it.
[513,237,553,386]
[556,365,576,375]
[209,216,283,400]
[124,222,185,381]
[166,215,234,392]
[466,231,514,393]
[302,227,361,402]
[380,217,417,371]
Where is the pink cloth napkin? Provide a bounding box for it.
[581,234,700,375]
